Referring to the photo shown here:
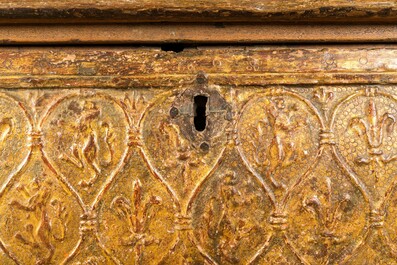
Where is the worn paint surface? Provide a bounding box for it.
[0,47,397,264]
[0,0,396,23]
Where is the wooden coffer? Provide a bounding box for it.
[3,1,397,264]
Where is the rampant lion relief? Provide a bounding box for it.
[41,93,129,206]
[58,100,115,187]
[9,176,68,265]
[238,91,321,202]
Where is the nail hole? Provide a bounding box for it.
[196,72,207,84]
[194,95,208,132]
[170,107,179,118]
[200,142,210,152]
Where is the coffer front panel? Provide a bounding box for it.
[0,47,396,264]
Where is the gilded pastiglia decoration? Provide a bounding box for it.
[1,82,397,264]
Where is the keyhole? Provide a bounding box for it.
[194,95,208,131]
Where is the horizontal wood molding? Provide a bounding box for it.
[0,24,397,44]
[0,1,396,43]
[0,1,396,23]
[0,46,396,88]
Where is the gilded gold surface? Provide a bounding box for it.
[1,47,397,264]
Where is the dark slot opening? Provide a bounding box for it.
[160,43,185,53]
[194,95,208,131]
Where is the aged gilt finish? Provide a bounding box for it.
[0,47,397,264]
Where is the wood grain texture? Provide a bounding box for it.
[1,24,397,44]
[0,0,396,23]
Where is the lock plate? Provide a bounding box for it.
[169,72,232,152]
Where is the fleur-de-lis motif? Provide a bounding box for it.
[124,91,147,126]
[27,90,46,124]
[160,121,202,191]
[313,88,334,121]
[313,88,334,106]
[9,174,68,265]
[303,177,350,263]
[348,99,397,181]
[124,92,147,146]
[111,179,161,264]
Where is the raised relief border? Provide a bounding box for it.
[0,47,397,264]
